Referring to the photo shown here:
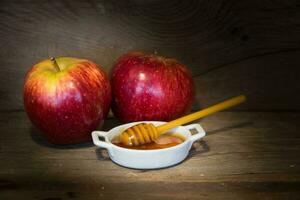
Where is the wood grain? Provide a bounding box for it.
[0,0,300,111]
[1,1,300,199]
[1,111,300,199]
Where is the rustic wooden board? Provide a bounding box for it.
[0,0,300,111]
[1,111,300,199]
[1,1,300,199]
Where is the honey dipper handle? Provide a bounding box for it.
[157,95,246,133]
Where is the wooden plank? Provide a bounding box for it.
[0,111,300,199]
[0,0,300,111]
[1,179,300,200]
[195,51,300,111]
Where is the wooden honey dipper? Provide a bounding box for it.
[119,95,246,146]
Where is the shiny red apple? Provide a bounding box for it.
[23,57,111,144]
[111,52,195,122]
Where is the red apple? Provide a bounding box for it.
[111,52,195,122]
[23,57,111,144]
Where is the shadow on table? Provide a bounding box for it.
[205,121,253,136]
[30,118,122,149]
[30,125,94,149]
[96,148,110,161]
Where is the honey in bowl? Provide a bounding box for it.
[112,133,185,150]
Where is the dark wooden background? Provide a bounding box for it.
[0,0,300,112]
[1,0,300,199]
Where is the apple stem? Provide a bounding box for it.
[51,57,60,72]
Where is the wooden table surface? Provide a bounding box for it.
[1,111,300,199]
[1,0,300,199]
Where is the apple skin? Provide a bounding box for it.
[23,57,111,144]
[111,52,195,122]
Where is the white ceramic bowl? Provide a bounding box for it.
[91,121,206,169]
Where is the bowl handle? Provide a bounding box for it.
[91,131,113,150]
[184,124,206,142]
